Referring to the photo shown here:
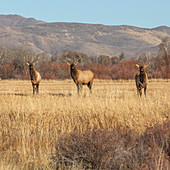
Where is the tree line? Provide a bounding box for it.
[0,37,169,80]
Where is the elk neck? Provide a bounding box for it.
[70,64,78,80]
[29,67,36,80]
[140,70,145,75]
[139,71,146,83]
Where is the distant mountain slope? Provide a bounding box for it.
[0,14,45,26]
[0,15,170,59]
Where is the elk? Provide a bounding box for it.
[66,56,94,94]
[135,64,148,97]
[26,54,42,95]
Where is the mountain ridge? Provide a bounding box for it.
[0,15,169,59]
[0,14,45,26]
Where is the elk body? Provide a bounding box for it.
[135,64,148,97]
[67,58,94,94]
[26,55,41,95]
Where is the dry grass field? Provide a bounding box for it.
[0,79,169,169]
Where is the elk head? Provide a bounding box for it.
[136,64,148,74]
[65,55,80,79]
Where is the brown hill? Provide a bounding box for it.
[0,15,170,59]
[0,14,45,26]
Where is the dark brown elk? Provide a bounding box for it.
[26,54,42,95]
[135,64,148,97]
[66,57,94,94]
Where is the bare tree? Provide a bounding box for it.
[158,37,170,78]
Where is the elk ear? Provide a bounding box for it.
[136,64,139,68]
[32,62,36,66]
[144,65,148,68]
[26,62,30,65]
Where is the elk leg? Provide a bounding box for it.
[144,87,147,96]
[87,82,92,93]
[32,84,36,95]
[139,89,142,97]
[36,84,39,94]
[77,84,80,94]
[79,84,83,93]
[137,87,142,97]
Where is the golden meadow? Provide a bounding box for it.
[0,79,169,169]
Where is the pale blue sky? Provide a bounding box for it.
[1,0,170,28]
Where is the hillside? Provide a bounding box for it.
[0,14,45,26]
[0,15,170,59]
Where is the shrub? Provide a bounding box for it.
[55,121,170,169]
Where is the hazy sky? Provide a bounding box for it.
[1,0,170,28]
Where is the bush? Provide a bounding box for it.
[55,121,170,169]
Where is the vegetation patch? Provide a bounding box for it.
[55,121,169,169]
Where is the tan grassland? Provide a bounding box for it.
[0,79,169,169]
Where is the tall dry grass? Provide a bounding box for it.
[0,79,169,169]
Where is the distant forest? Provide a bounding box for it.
[0,37,169,80]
